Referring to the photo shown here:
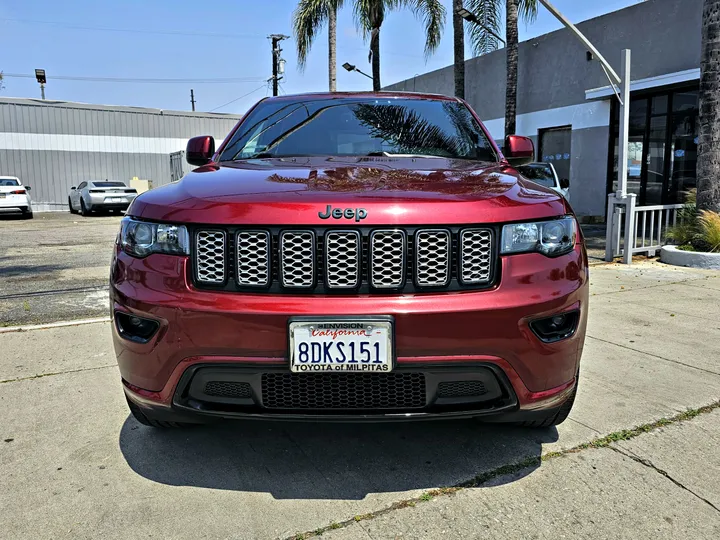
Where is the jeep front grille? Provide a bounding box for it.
[460,229,493,284]
[195,230,226,284]
[193,226,495,294]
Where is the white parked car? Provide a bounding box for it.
[517,162,570,202]
[68,180,138,216]
[0,176,33,219]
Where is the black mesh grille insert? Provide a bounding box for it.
[437,380,487,398]
[261,373,426,410]
[204,381,252,399]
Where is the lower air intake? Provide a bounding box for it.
[261,372,426,410]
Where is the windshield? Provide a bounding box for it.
[517,164,556,188]
[92,182,126,188]
[0,178,20,186]
[219,97,497,162]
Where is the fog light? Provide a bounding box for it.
[115,311,160,343]
[530,310,580,343]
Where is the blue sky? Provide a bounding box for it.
[0,0,643,114]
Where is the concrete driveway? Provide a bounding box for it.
[1,261,719,539]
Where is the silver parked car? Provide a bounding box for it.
[517,162,570,202]
[68,181,138,216]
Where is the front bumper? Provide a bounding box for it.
[111,243,588,421]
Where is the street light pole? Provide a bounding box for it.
[342,62,373,81]
[535,0,635,262]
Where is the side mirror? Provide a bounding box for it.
[504,135,534,167]
[187,135,215,166]
[71,186,77,190]
[560,178,570,189]
[25,186,31,191]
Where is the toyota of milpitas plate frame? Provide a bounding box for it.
[288,316,394,373]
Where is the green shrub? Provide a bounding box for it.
[665,189,720,252]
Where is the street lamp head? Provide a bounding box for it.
[342,62,355,72]
[456,8,476,23]
[35,69,46,85]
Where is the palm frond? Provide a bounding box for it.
[518,0,538,23]
[395,0,446,58]
[293,0,342,70]
[353,0,386,38]
[465,0,503,57]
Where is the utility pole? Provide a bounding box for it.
[269,34,289,96]
[190,89,196,111]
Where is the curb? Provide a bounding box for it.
[660,245,720,269]
[0,317,110,334]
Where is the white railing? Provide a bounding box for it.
[631,204,684,256]
[605,193,685,264]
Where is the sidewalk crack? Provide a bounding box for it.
[586,335,720,377]
[609,445,720,513]
[0,364,116,384]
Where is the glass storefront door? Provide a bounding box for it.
[608,86,699,206]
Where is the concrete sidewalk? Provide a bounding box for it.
[1,261,719,539]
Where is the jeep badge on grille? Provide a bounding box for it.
[318,205,368,222]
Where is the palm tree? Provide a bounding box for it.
[698,0,720,212]
[455,1,537,135]
[353,0,446,91]
[293,0,345,92]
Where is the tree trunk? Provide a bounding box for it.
[328,6,337,92]
[505,0,519,137]
[453,0,465,99]
[371,28,381,91]
[698,0,720,212]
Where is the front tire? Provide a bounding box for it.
[68,198,76,214]
[518,384,577,428]
[126,397,189,429]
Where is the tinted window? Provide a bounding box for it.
[92,181,126,187]
[220,97,497,162]
[517,164,556,188]
[0,178,20,186]
[77,182,87,190]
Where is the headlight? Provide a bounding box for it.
[501,216,576,257]
[120,217,189,258]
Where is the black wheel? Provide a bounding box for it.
[21,208,34,220]
[79,198,89,216]
[68,197,76,214]
[126,397,189,428]
[518,383,577,428]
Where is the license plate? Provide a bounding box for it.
[289,319,393,373]
[0,194,5,199]
[106,197,123,203]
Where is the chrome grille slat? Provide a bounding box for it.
[236,231,270,286]
[280,231,315,288]
[460,229,493,284]
[370,230,406,289]
[195,230,226,284]
[325,231,360,288]
[415,229,450,287]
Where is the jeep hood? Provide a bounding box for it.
[130,156,568,225]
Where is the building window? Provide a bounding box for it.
[539,126,572,183]
[608,86,698,206]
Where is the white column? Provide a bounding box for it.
[616,49,631,197]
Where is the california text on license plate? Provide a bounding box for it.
[289,319,393,373]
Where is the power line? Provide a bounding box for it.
[0,17,266,40]
[1,73,266,84]
[209,84,269,112]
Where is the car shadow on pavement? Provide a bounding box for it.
[119,416,556,500]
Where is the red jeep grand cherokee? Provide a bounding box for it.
[110,92,588,428]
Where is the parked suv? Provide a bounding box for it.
[111,93,588,428]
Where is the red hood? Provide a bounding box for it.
[130,156,568,225]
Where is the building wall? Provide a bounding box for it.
[0,98,241,210]
[385,0,703,217]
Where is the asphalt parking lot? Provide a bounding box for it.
[1,214,719,539]
[0,212,122,326]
